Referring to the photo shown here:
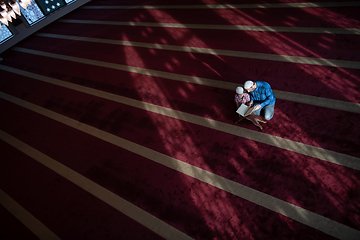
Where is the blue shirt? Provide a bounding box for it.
[249,81,276,108]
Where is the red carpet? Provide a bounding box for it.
[0,0,359,239]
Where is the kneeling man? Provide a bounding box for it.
[244,80,276,120]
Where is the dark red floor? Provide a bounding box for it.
[1,0,360,239]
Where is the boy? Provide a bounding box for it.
[234,86,267,130]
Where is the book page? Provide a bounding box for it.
[236,104,250,117]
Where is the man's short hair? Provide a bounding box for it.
[244,80,254,90]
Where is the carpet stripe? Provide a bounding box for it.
[8,49,360,114]
[0,97,359,240]
[0,131,194,240]
[0,189,61,240]
[83,2,360,9]
[59,19,360,35]
[36,33,360,70]
[0,69,359,170]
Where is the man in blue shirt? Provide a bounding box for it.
[244,80,276,120]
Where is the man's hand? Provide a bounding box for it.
[254,105,261,111]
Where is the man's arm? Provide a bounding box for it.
[260,91,275,108]
[259,83,276,108]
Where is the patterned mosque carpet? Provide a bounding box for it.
[0,0,360,239]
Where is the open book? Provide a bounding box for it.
[236,104,255,117]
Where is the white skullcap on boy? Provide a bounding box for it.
[236,86,244,94]
[244,80,254,90]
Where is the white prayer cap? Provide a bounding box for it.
[236,86,244,94]
[244,80,254,90]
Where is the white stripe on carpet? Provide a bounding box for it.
[0,97,359,240]
[0,77,359,170]
[0,189,62,240]
[82,2,360,9]
[59,19,360,35]
[0,131,194,240]
[8,49,360,114]
[35,33,360,70]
